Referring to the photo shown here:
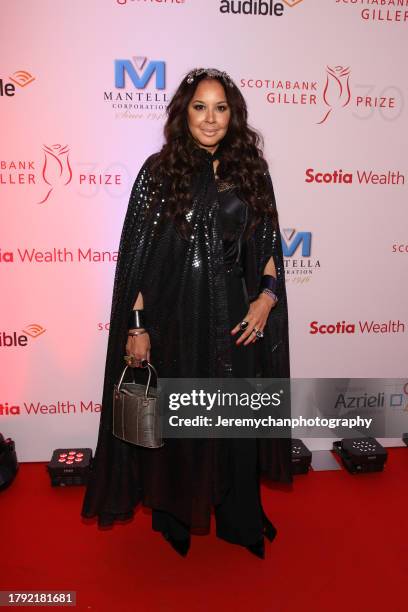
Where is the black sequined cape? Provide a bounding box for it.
[81,146,292,529]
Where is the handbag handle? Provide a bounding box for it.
[118,361,158,399]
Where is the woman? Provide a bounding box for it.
[81,67,292,558]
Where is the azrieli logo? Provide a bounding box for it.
[0,70,35,97]
[219,0,303,16]
[0,325,46,347]
[114,56,165,89]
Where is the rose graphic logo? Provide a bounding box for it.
[318,65,351,125]
[38,144,73,204]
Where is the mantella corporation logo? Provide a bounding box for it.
[281,229,320,284]
[104,56,168,120]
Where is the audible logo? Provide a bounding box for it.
[0,324,46,347]
[22,324,46,338]
[220,0,284,16]
[0,70,36,97]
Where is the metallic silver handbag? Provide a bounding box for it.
[112,361,163,448]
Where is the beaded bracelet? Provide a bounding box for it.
[261,288,278,304]
[260,274,278,304]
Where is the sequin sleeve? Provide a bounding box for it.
[254,170,290,378]
[109,155,157,324]
[254,170,286,302]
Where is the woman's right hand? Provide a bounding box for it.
[125,329,151,368]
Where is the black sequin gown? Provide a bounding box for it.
[152,179,268,547]
[81,144,292,543]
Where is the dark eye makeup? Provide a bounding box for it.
[192,104,228,112]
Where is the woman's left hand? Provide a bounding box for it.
[231,293,277,346]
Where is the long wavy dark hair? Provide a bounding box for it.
[148,68,278,240]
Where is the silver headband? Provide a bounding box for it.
[185,68,234,88]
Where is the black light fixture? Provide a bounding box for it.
[0,433,18,491]
[47,448,93,486]
[291,438,312,474]
[332,437,387,474]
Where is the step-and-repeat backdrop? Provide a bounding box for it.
[1,1,407,460]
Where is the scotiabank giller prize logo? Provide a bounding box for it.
[0,144,126,203]
[319,65,350,124]
[104,56,168,120]
[39,144,72,204]
[335,0,408,23]
[240,64,403,124]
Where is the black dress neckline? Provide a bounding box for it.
[193,141,223,163]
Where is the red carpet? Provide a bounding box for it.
[2,448,407,612]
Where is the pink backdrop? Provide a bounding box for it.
[1,0,407,459]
